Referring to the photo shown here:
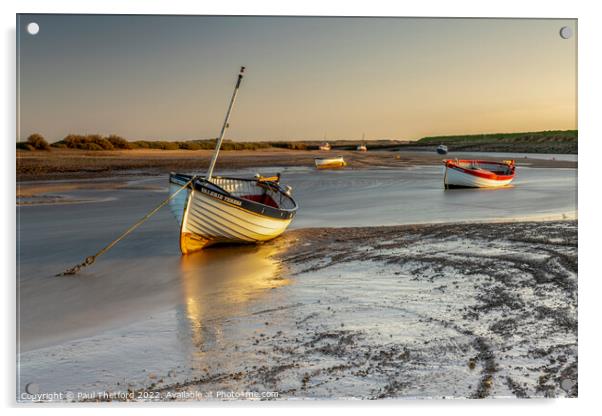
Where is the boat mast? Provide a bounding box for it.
[206,66,245,180]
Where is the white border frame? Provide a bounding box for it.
[3,1,599,415]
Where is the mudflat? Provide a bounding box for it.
[17,148,577,181]
[18,220,577,400]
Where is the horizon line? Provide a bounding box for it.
[17,128,578,144]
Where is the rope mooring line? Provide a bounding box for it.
[57,176,196,276]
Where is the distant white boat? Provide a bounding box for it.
[319,142,331,151]
[315,156,347,169]
[436,144,448,155]
[357,133,367,151]
[444,159,515,189]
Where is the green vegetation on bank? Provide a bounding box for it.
[416,130,577,144]
[17,134,310,152]
[17,130,578,154]
[413,130,577,154]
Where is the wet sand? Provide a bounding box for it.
[17,148,577,181]
[18,220,577,400]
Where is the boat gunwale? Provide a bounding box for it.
[170,173,298,220]
[444,159,515,181]
[315,156,345,161]
[314,156,347,168]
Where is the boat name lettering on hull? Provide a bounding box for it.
[201,187,242,206]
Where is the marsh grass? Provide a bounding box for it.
[17,130,577,153]
[414,130,577,153]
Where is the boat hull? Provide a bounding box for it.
[315,157,347,169]
[169,174,297,254]
[180,188,294,253]
[444,160,515,189]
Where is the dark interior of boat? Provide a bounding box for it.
[240,194,279,208]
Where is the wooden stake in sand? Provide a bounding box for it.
[56,176,195,276]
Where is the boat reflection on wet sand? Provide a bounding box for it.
[17,242,291,396]
[177,244,289,360]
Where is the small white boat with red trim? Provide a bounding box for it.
[443,159,515,189]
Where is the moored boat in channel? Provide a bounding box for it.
[169,173,297,253]
[443,159,515,189]
[169,66,298,254]
[436,144,448,155]
[314,156,347,169]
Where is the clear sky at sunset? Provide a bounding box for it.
[17,15,577,142]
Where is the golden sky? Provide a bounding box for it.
[18,16,577,141]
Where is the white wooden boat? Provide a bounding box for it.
[315,156,347,169]
[169,173,297,253]
[357,133,367,151]
[444,159,515,189]
[436,144,448,155]
[168,66,298,254]
[318,142,331,151]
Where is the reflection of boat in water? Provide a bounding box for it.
[177,245,287,356]
[444,159,515,189]
[436,144,448,155]
[315,156,347,169]
[168,67,298,254]
[169,174,297,254]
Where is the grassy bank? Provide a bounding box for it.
[17,130,577,154]
[410,130,578,154]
